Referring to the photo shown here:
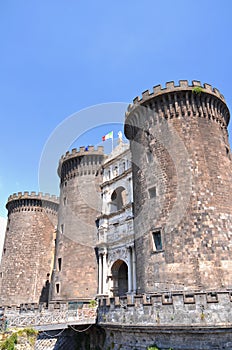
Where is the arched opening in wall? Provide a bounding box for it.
[111,259,128,296]
[110,187,127,212]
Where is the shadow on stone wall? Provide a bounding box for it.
[39,279,50,307]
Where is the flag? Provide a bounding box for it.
[102,131,113,141]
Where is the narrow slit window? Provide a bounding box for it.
[152,231,162,251]
[56,283,60,294]
[60,224,64,234]
[58,258,62,271]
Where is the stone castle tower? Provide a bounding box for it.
[124,80,232,294]
[0,192,58,305]
[50,146,105,301]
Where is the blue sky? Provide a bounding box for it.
[0,0,232,220]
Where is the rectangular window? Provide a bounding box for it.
[56,283,60,294]
[63,197,66,205]
[152,231,162,251]
[58,258,62,271]
[149,186,156,199]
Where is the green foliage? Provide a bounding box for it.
[17,328,38,337]
[192,86,203,94]
[89,299,97,307]
[200,312,205,320]
[0,328,38,349]
[0,332,17,350]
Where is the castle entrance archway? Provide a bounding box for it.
[111,259,128,296]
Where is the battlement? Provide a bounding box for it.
[7,191,59,204]
[58,146,105,180]
[60,146,104,163]
[98,290,232,327]
[124,81,230,141]
[6,191,59,215]
[126,81,226,113]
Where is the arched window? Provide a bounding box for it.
[110,187,127,212]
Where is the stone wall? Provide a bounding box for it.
[98,292,232,349]
[124,81,232,294]
[98,292,232,327]
[0,192,58,306]
[101,325,232,350]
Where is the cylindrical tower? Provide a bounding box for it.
[124,80,232,293]
[51,146,105,301]
[0,192,59,306]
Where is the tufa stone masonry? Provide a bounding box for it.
[1,80,232,350]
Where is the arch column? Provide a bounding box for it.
[98,253,103,295]
[102,249,108,295]
[132,245,137,293]
[127,246,132,293]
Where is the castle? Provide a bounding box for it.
[1,80,232,350]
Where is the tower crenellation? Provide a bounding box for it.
[7,191,59,203]
[58,146,105,183]
[125,81,229,135]
[127,80,227,108]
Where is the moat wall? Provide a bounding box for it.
[34,324,232,350]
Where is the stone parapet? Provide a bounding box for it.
[125,81,230,142]
[98,291,232,327]
[7,191,59,204]
[58,146,105,182]
[6,191,59,215]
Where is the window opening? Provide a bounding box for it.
[152,231,162,251]
[56,283,60,294]
[58,258,62,271]
[60,224,64,234]
[149,186,156,199]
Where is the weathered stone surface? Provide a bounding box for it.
[50,147,104,301]
[0,194,58,306]
[125,84,232,294]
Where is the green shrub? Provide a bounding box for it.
[192,86,203,94]
[0,327,38,349]
[0,332,17,350]
[89,299,97,307]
